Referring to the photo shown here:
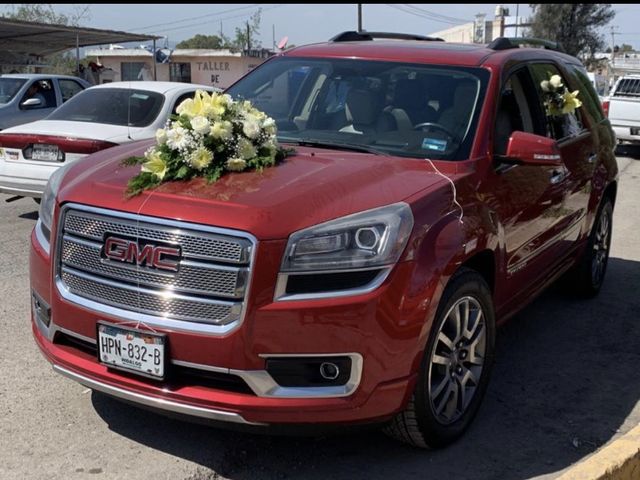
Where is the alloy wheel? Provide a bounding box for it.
[428,296,486,425]
[591,205,611,287]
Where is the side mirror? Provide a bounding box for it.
[505,131,562,166]
[21,98,42,108]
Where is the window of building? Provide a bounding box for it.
[121,62,146,81]
[170,63,192,83]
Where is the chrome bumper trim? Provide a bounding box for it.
[52,364,264,425]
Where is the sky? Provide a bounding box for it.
[7,4,640,50]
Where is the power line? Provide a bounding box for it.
[130,4,263,32]
[402,4,469,24]
[147,4,284,36]
[385,4,463,25]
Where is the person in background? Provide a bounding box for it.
[25,82,46,105]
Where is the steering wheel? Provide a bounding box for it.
[413,122,455,139]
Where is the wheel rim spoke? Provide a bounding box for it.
[437,331,455,351]
[431,374,451,399]
[428,295,487,425]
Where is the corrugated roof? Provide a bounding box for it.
[0,17,160,58]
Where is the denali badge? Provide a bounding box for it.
[102,235,181,272]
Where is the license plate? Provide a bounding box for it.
[631,127,640,136]
[97,322,166,379]
[32,144,59,161]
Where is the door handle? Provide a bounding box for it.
[550,169,567,184]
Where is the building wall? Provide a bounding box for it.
[87,50,270,89]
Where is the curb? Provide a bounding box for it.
[555,423,640,480]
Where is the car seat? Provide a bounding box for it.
[439,79,478,138]
[339,88,395,134]
[387,78,437,129]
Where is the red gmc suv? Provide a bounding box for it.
[30,32,617,448]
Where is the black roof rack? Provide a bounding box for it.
[330,31,444,43]
[487,37,566,53]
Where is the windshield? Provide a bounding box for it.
[227,57,489,160]
[47,88,165,127]
[0,78,26,104]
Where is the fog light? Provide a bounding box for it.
[266,356,352,387]
[32,290,51,327]
[319,362,340,380]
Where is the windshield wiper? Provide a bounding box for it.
[279,137,389,156]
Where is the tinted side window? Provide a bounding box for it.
[20,79,55,109]
[569,65,605,123]
[171,91,198,116]
[494,68,546,155]
[59,79,85,103]
[48,88,165,127]
[528,63,585,141]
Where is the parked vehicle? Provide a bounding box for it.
[0,81,219,198]
[30,33,617,448]
[0,74,90,130]
[605,74,640,145]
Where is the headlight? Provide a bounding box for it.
[39,163,72,243]
[281,202,414,272]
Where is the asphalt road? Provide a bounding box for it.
[1,155,639,480]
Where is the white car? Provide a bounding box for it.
[0,81,219,199]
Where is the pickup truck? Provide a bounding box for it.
[606,74,640,144]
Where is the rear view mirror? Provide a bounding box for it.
[505,131,562,166]
[21,98,42,108]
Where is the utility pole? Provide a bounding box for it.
[220,20,223,39]
[246,21,251,51]
[272,24,276,51]
[514,4,520,38]
[357,4,362,32]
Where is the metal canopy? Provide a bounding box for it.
[0,17,161,57]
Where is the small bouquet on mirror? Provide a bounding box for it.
[539,73,583,138]
[540,74,582,117]
[122,90,290,197]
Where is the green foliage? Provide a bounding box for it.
[5,3,90,25]
[3,4,92,74]
[176,34,226,49]
[124,171,161,198]
[230,10,262,50]
[175,10,262,52]
[528,4,615,63]
[123,91,291,197]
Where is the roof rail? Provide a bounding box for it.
[330,31,444,43]
[487,37,566,53]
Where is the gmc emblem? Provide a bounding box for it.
[102,236,181,272]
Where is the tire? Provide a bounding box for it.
[567,197,613,297]
[384,268,496,448]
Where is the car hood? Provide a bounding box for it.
[59,140,450,240]
[1,120,146,143]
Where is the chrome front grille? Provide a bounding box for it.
[56,204,255,333]
[63,210,251,263]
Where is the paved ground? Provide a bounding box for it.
[0,154,638,480]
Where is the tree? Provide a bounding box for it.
[175,10,262,52]
[176,34,226,49]
[3,4,92,74]
[230,10,262,51]
[5,3,90,26]
[528,4,615,63]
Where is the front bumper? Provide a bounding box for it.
[30,220,429,426]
